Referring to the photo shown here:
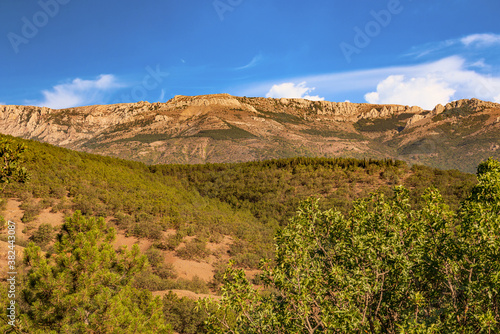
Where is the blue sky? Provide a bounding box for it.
[1,0,500,110]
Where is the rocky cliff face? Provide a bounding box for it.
[1,94,499,172]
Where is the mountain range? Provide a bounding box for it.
[1,94,499,172]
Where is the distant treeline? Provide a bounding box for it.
[150,156,407,174]
[151,156,476,227]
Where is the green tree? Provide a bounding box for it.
[202,158,500,333]
[0,138,29,191]
[29,223,55,248]
[17,211,172,333]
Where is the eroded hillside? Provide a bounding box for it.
[1,94,499,172]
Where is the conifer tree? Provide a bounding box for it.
[17,211,171,333]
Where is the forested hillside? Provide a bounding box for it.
[153,157,477,226]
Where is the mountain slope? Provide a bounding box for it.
[1,94,499,172]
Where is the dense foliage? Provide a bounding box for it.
[0,138,29,191]
[0,134,274,268]
[203,158,500,333]
[153,157,476,226]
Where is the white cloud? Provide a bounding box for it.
[365,56,500,109]
[461,33,500,47]
[241,56,500,109]
[266,82,324,101]
[33,74,121,109]
[495,94,500,104]
[365,75,456,109]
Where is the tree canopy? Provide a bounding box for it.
[203,158,500,333]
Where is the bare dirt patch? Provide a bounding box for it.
[152,289,221,301]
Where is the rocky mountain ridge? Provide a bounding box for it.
[1,94,499,172]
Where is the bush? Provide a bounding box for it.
[20,201,41,223]
[146,246,164,268]
[162,292,208,334]
[176,238,211,261]
[209,260,229,292]
[133,270,170,291]
[156,263,177,280]
[113,211,134,230]
[131,220,163,240]
[30,223,54,247]
[0,197,7,211]
[50,197,72,214]
[171,276,210,294]
[165,232,184,250]
[39,197,55,210]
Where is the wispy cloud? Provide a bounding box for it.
[266,82,324,101]
[234,53,263,70]
[158,89,166,102]
[406,33,500,58]
[461,33,500,47]
[405,39,456,58]
[31,75,122,109]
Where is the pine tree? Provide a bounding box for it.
[17,211,171,333]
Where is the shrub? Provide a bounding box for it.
[131,221,163,240]
[162,292,208,334]
[20,201,41,223]
[133,270,169,291]
[0,197,7,211]
[30,223,54,247]
[156,263,177,280]
[176,238,211,261]
[146,246,165,268]
[172,276,210,294]
[39,197,55,210]
[165,232,184,250]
